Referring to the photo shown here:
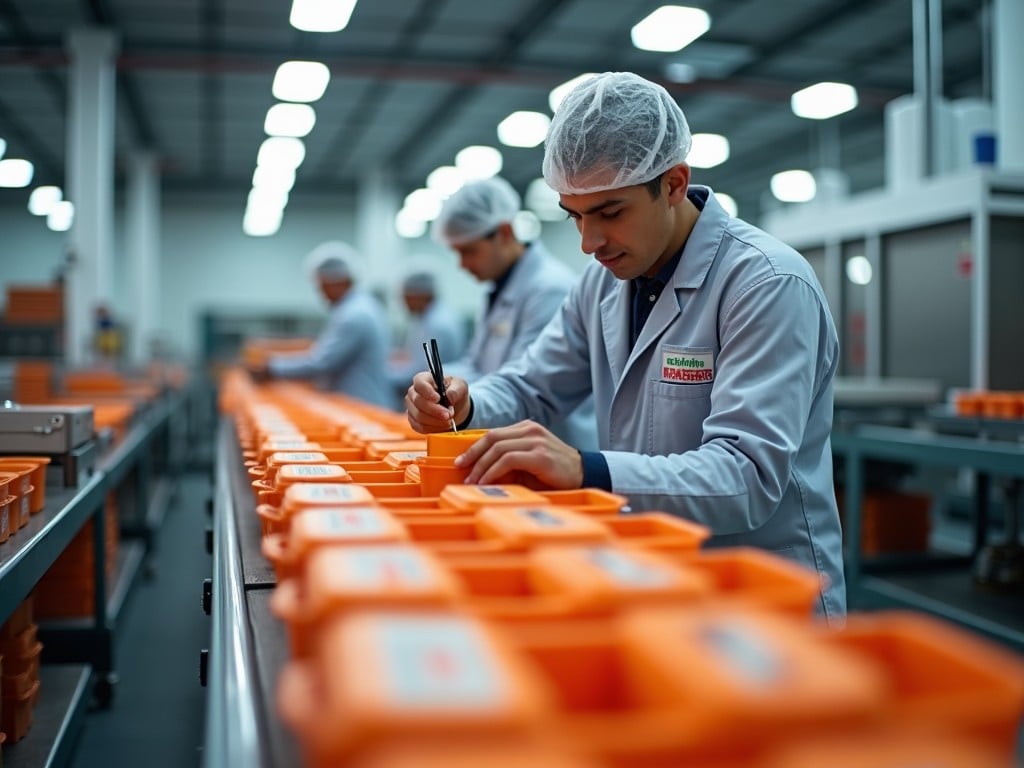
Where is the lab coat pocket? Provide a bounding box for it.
[647,379,713,456]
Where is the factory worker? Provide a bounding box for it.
[431,176,598,451]
[252,241,394,409]
[407,72,845,621]
[388,271,466,398]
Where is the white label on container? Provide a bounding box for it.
[265,440,309,449]
[516,507,565,528]
[584,547,672,588]
[700,621,784,688]
[344,547,433,588]
[310,507,388,537]
[389,451,426,462]
[272,452,323,462]
[286,465,339,477]
[475,486,512,499]
[377,617,503,708]
[294,484,362,501]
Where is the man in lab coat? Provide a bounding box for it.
[388,271,466,399]
[406,73,845,621]
[430,176,598,451]
[255,241,394,409]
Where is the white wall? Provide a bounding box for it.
[0,190,589,361]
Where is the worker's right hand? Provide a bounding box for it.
[405,371,470,433]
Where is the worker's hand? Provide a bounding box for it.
[454,420,584,491]
[405,371,470,433]
[246,360,270,383]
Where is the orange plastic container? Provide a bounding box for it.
[382,450,427,469]
[538,489,629,516]
[403,506,611,556]
[1,596,34,640]
[594,513,710,553]
[415,456,472,496]
[270,545,461,657]
[257,479,370,536]
[1,679,39,743]
[347,470,408,484]
[374,497,445,516]
[675,548,823,616]
[439,485,552,514]
[277,612,551,767]
[261,451,334,485]
[815,611,1024,753]
[362,482,423,499]
[426,429,489,457]
[0,492,14,544]
[617,608,888,757]
[0,457,49,513]
[350,743,601,768]
[762,736,1015,768]
[448,544,710,623]
[262,506,410,580]
[364,439,428,460]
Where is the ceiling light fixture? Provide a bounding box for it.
[497,111,550,148]
[395,208,427,239]
[687,133,730,168]
[403,188,443,221]
[252,165,296,191]
[791,82,858,120]
[256,137,306,170]
[425,166,465,198]
[770,170,817,203]
[47,200,74,232]
[454,145,503,180]
[525,178,563,221]
[0,137,6,159]
[273,61,331,102]
[631,6,710,53]
[265,103,317,137]
[28,185,62,216]
[548,73,596,113]
[0,158,34,188]
[289,0,357,33]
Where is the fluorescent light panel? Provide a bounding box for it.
[770,170,816,203]
[791,82,858,120]
[28,185,62,216]
[265,103,317,137]
[426,166,464,198]
[395,208,427,239]
[497,111,550,148]
[273,61,330,102]
[687,133,729,168]
[454,145,503,181]
[290,0,357,32]
[403,188,442,221]
[47,200,74,232]
[0,158,34,188]
[631,6,710,53]
[525,178,563,221]
[257,137,306,169]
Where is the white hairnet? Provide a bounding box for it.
[431,177,521,246]
[402,271,436,296]
[307,241,357,282]
[543,72,692,195]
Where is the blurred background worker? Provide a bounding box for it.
[388,270,466,400]
[431,176,598,451]
[249,241,394,409]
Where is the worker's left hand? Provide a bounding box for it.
[454,420,584,490]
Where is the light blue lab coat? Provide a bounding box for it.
[465,187,846,620]
[268,287,394,409]
[448,241,598,451]
[389,300,467,393]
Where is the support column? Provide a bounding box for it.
[994,0,1024,171]
[354,170,401,306]
[65,28,118,367]
[126,151,161,366]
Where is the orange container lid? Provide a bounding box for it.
[814,611,1024,747]
[288,507,409,556]
[266,451,331,467]
[364,439,428,460]
[426,430,489,458]
[530,545,712,612]
[383,451,427,469]
[537,488,630,516]
[620,608,887,739]
[277,611,550,762]
[296,545,460,621]
[476,506,612,551]
[440,485,551,513]
[283,482,375,509]
[362,482,424,499]
[276,464,351,486]
[595,512,710,553]
[347,470,408,484]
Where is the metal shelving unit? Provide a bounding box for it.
[4,665,92,768]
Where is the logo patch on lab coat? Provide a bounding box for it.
[661,346,714,383]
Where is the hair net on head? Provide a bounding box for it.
[543,72,692,195]
[307,241,357,282]
[431,177,521,247]
[402,271,436,296]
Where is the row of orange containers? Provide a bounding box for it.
[0,457,50,545]
[219,373,1024,767]
[954,390,1024,420]
[1,597,42,745]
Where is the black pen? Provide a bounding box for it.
[423,339,458,432]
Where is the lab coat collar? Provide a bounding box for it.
[672,185,727,290]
